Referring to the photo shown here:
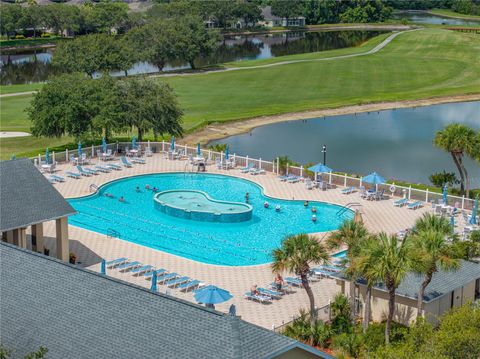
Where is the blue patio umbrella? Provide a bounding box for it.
[77,142,82,157]
[362,172,386,185]
[197,143,201,156]
[100,259,106,275]
[442,184,448,205]
[450,215,455,227]
[194,285,232,305]
[102,137,107,153]
[470,195,478,225]
[225,145,229,160]
[151,271,157,292]
[308,163,332,173]
[132,136,137,149]
[45,148,50,164]
[170,136,175,151]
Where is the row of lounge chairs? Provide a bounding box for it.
[278,175,303,183]
[239,164,266,175]
[393,198,423,210]
[106,258,204,293]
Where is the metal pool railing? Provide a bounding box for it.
[31,140,477,211]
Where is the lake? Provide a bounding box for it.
[0,30,386,85]
[209,102,480,187]
[393,11,480,26]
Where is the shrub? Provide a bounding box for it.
[331,293,353,334]
[283,310,333,347]
[364,321,409,352]
[332,332,363,358]
[41,33,51,38]
[15,35,25,39]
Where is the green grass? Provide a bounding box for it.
[0,83,43,95]
[0,36,63,48]
[0,95,33,132]
[428,9,480,21]
[1,28,480,159]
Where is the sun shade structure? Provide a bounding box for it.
[308,163,332,173]
[0,243,330,359]
[362,172,386,185]
[194,285,233,305]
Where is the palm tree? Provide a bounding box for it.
[410,214,460,319]
[272,234,329,326]
[434,124,477,196]
[369,233,411,344]
[327,220,369,314]
[352,236,382,333]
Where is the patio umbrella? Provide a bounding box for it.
[442,184,448,205]
[194,285,232,305]
[225,145,229,160]
[470,195,478,225]
[308,163,333,182]
[132,136,137,149]
[102,137,107,153]
[77,142,82,157]
[362,172,386,191]
[151,271,157,292]
[450,215,455,228]
[170,136,175,151]
[100,259,106,275]
[197,143,201,156]
[45,148,49,164]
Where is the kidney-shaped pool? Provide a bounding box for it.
[68,173,352,266]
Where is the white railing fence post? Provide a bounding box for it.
[246,155,249,166]
[344,173,347,187]
[286,163,289,175]
[329,171,332,184]
[259,158,262,169]
[408,185,412,200]
[300,165,303,177]
[426,189,429,203]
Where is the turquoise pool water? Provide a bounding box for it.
[68,173,352,266]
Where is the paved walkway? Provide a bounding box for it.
[33,153,430,329]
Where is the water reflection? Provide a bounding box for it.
[1,30,385,84]
[209,102,480,186]
[393,11,480,26]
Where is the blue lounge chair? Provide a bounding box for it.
[278,175,290,181]
[178,280,201,292]
[408,201,423,210]
[342,187,356,194]
[84,167,100,175]
[76,166,92,177]
[50,175,65,182]
[131,157,145,164]
[240,164,254,173]
[107,163,122,171]
[95,165,111,173]
[105,257,128,268]
[121,156,133,167]
[66,171,81,179]
[116,261,141,271]
[394,198,408,207]
[143,269,167,279]
[285,277,303,287]
[165,276,190,288]
[244,292,272,304]
[250,168,266,175]
[157,273,178,283]
[287,176,301,183]
[258,287,282,299]
[130,265,154,276]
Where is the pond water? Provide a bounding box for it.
[0,30,386,85]
[209,102,480,187]
[393,11,480,26]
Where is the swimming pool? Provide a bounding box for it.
[68,173,353,266]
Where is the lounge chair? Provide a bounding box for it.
[305,180,313,190]
[76,166,92,177]
[250,168,265,175]
[49,175,65,183]
[131,157,145,164]
[165,276,190,288]
[287,176,301,183]
[341,186,356,194]
[178,280,201,292]
[95,165,111,173]
[258,287,282,299]
[244,292,272,304]
[407,201,423,210]
[394,198,408,207]
[116,261,141,272]
[66,171,81,179]
[278,175,290,181]
[145,148,153,157]
[107,163,122,171]
[130,265,154,276]
[240,164,254,173]
[284,277,303,287]
[105,257,128,268]
[143,269,167,279]
[121,156,133,168]
[156,273,179,284]
[47,177,56,184]
[84,167,100,175]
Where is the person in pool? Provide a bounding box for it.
[136,186,140,193]
[304,200,309,207]
[245,192,249,203]
[264,201,269,208]
[105,193,114,198]
[275,205,281,212]
[312,206,317,213]
[145,184,150,190]
[119,196,125,203]
[152,187,158,193]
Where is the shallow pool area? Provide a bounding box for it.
[68,173,352,266]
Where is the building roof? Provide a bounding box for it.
[333,260,480,303]
[261,6,305,21]
[0,159,76,232]
[0,243,328,359]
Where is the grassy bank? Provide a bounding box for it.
[1,28,479,159]
[0,36,64,48]
[428,9,480,21]
[0,83,43,95]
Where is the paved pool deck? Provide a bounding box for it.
[36,153,436,329]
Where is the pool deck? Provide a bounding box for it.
[37,153,438,329]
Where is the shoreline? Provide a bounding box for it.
[182,94,480,145]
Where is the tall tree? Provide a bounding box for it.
[272,234,329,326]
[410,214,460,319]
[434,124,478,197]
[369,233,411,344]
[327,219,369,315]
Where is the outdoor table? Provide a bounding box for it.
[193,156,205,164]
[129,149,139,156]
[41,164,53,173]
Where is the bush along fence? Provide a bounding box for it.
[31,140,477,211]
[273,302,332,333]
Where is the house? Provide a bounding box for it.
[0,243,332,359]
[332,260,480,325]
[0,158,76,262]
[258,6,306,28]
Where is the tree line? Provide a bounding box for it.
[28,74,183,143]
[385,0,480,16]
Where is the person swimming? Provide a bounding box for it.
[275,205,281,212]
[304,200,309,207]
[152,187,158,193]
[145,184,150,190]
[105,193,114,198]
[136,186,140,193]
[264,201,269,208]
[312,206,317,213]
[245,192,249,203]
[119,196,125,203]
[312,214,317,222]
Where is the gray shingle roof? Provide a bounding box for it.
[0,243,327,359]
[0,159,76,232]
[332,260,480,303]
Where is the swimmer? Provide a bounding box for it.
[275,205,281,212]
[312,206,317,213]
[119,196,125,203]
[105,193,113,198]
[304,200,309,207]
[145,184,150,190]
[264,201,269,209]
[312,214,317,222]
[152,187,157,193]
[136,186,140,193]
[245,192,249,203]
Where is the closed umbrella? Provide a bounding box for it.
[225,145,229,160]
[45,148,49,164]
[197,143,201,156]
[442,184,448,205]
[132,136,137,150]
[194,285,232,306]
[470,195,478,225]
[362,172,386,191]
[77,142,82,157]
[102,137,107,153]
[450,215,455,228]
[151,271,158,292]
[170,136,175,151]
[100,259,106,275]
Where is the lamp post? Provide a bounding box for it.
[322,145,327,165]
